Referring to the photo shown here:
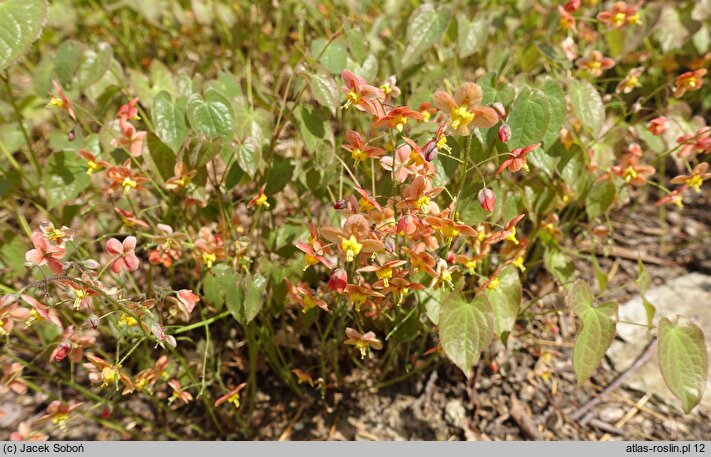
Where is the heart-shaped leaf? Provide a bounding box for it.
[570,280,618,386]
[152,91,187,153]
[569,78,605,137]
[309,73,339,115]
[0,0,48,72]
[43,151,91,209]
[485,266,521,338]
[187,93,234,139]
[439,293,494,378]
[402,4,450,66]
[507,87,551,149]
[76,42,113,90]
[658,316,708,414]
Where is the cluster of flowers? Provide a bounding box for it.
[291,71,537,358]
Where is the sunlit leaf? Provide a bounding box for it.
[76,42,113,90]
[402,4,450,66]
[187,93,234,139]
[658,317,708,413]
[507,87,551,149]
[309,73,339,115]
[585,180,616,219]
[152,91,187,153]
[484,265,520,338]
[569,78,604,137]
[0,0,48,72]
[43,151,91,209]
[439,293,494,378]
[457,15,487,59]
[570,280,617,386]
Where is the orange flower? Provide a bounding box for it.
[344,327,383,359]
[342,130,385,167]
[79,150,110,175]
[399,176,444,214]
[214,383,247,408]
[495,143,541,175]
[106,161,149,195]
[247,183,270,209]
[597,1,642,28]
[165,162,197,191]
[38,401,82,431]
[358,260,407,288]
[168,379,193,405]
[647,116,668,136]
[616,67,644,94]
[340,70,385,117]
[655,186,686,208]
[47,81,76,120]
[576,51,615,77]
[670,163,711,193]
[674,69,707,97]
[321,214,385,262]
[374,106,424,132]
[610,154,655,186]
[433,82,499,135]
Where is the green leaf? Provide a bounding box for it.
[76,42,113,90]
[636,258,656,329]
[507,87,551,149]
[591,254,608,292]
[54,40,82,86]
[484,265,521,338]
[237,138,260,179]
[187,93,234,139]
[479,72,515,106]
[585,180,616,219]
[264,155,294,195]
[570,281,618,386]
[605,29,625,57]
[345,24,369,63]
[311,37,347,74]
[402,4,450,66]
[439,293,494,378]
[0,229,27,278]
[541,77,565,150]
[152,91,187,153]
[309,73,339,115]
[544,247,574,287]
[654,6,689,53]
[43,151,91,209]
[658,317,708,414]
[0,0,48,72]
[294,105,334,152]
[569,78,604,137]
[241,274,266,325]
[202,264,240,312]
[146,133,176,182]
[457,15,487,58]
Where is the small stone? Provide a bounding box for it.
[444,400,466,429]
[598,406,625,423]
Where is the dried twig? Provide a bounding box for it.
[510,394,544,440]
[577,241,677,266]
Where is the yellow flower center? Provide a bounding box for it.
[513,256,526,272]
[118,312,138,327]
[613,12,626,25]
[351,148,368,166]
[415,196,430,212]
[49,97,65,109]
[588,61,602,70]
[25,309,44,328]
[255,193,270,208]
[101,366,117,387]
[228,392,241,408]
[421,110,431,122]
[350,292,367,306]
[341,235,363,262]
[87,160,100,175]
[505,227,519,245]
[394,114,408,132]
[375,268,393,287]
[342,90,360,109]
[465,260,477,275]
[380,83,392,95]
[303,253,319,270]
[73,289,86,310]
[52,413,70,430]
[623,166,637,183]
[437,136,451,152]
[487,278,500,290]
[628,13,641,25]
[686,78,697,89]
[688,174,703,193]
[451,106,475,130]
[202,252,216,269]
[122,177,137,194]
[359,197,375,211]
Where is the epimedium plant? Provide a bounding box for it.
[0,0,709,440]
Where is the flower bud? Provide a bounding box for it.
[383,237,396,253]
[67,129,77,142]
[396,214,418,235]
[478,188,496,212]
[327,268,348,294]
[83,259,100,269]
[647,116,668,136]
[498,123,511,143]
[151,323,165,341]
[55,340,72,363]
[491,102,506,119]
[88,313,100,329]
[445,251,456,264]
[422,139,438,162]
[564,0,581,12]
[333,199,348,210]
